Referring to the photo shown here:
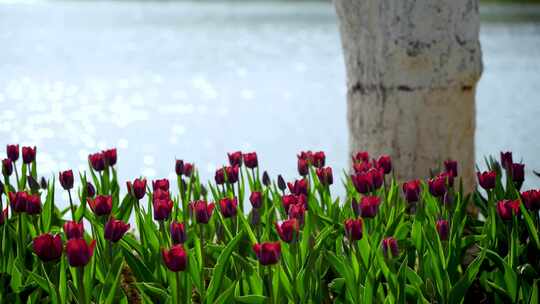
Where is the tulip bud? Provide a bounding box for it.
[275,219,300,243]
[313,151,326,168]
[243,152,258,169]
[351,197,360,217]
[352,151,369,163]
[59,170,74,190]
[88,195,112,216]
[444,159,458,177]
[64,221,84,239]
[0,208,8,225]
[316,167,333,186]
[9,191,28,213]
[162,244,188,272]
[402,180,421,203]
[377,155,392,175]
[33,233,63,262]
[152,178,169,192]
[2,158,13,176]
[382,237,399,258]
[522,189,540,210]
[253,242,281,266]
[228,151,243,167]
[219,197,238,218]
[288,203,306,225]
[66,238,96,267]
[511,163,525,188]
[170,221,186,244]
[360,195,381,218]
[249,191,262,209]
[6,144,19,162]
[153,198,173,221]
[175,160,184,176]
[277,175,286,191]
[103,148,117,167]
[86,182,96,198]
[214,168,225,185]
[297,158,309,176]
[428,175,447,197]
[22,146,36,164]
[288,178,308,196]
[477,171,496,190]
[344,218,363,241]
[26,194,41,215]
[88,152,106,171]
[500,151,513,170]
[351,172,372,194]
[436,219,449,241]
[191,200,214,224]
[40,177,48,189]
[104,217,130,242]
[497,199,520,221]
[27,175,40,192]
[262,171,271,186]
[353,161,372,174]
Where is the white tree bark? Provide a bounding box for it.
[334,0,482,187]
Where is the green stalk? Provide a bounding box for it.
[67,190,75,221]
[265,266,273,304]
[77,267,87,304]
[13,161,20,190]
[199,224,205,301]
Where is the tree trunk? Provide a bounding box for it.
[334,0,482,188]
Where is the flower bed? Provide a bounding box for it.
[0,145,538,303]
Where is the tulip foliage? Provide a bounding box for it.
[0,145,539,303]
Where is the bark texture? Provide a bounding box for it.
[334,0,482,187]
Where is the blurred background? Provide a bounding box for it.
[0,0,539,201]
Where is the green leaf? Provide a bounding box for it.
[234,295,267,304]
[448,248,486,304]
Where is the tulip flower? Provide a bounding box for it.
[6,144,19,162]
[522,189,540,210]
[153,198,173,221]
[33,233,63,262]
[191,200,215,224]
[249,191,262,209]
[88,195,112,216]
[369,168,384,189]
[277,175,286,192]
[477,171,496,190]
[219,197,238,218]
[176,160,194,177]
[344,218,363,241]
[360,195,381,218]
[9,191,28,213]
[253,242,281,266]
[22,146,36,164]
[64,221,84,239]
[497,199,520,221]
[382,237,399,258]
[377,155,392,175]
[288,178,308,196]
[170,221,186,244]
[288,203,306,225]
[183,163,194,177]
[40,177,48,189]
[215,168,225,185]
[66,238,96,267]
[313,151,326,168]
[225,166,239,183]
[353,161,372,174]
[0,208,8,225]
[127,178,147,200]
[104,217,130,242]
[511,163,525,187]
[2,158,13,176]
[243,152,258,169]
[351,172,372,194]
[352,151,369,163]
[262,171,271,186]
[152,178,169,192]
[228,151,243,167]
[275,219,300,243]
[153,189,170,201]
[316,167,333,186]
[500,151,513,170]
[428,175,447,197]
[59,170,74,190]
[444,159,458,177]
[86,182,96,198]
[282,195,297,212]
[162,244,188,272]
[26,194,41,215]
[88,152,106,171]
[402,180,421,203]
[103,148,117,167]
[297,158,308,176]
[298,151,314,164]
[436,220,449,241]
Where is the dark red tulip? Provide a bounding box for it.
[9,191,28,213]
[277,175,286,191]
[522,189,540,210]
[288,178,308,196]
[477,171,496,190]
[353,161,372,174]
[288,203,306,225]
[153,198,173,221]
[191,200,214,224]
[86,182,96,198]
[2,158,13,176]
[351,197,360,217]
[219,197,238,218]
[377,155,392,175]
[243,152,258,169]
[104,217,130,242]
[511,163,525,186]
[152,178,169,192]
[428,175,447,197]
[64,221,84,239]
[351,172,372,194]
[162,244,188,272]
[175,160,184,176]
[369,168,384,190]
[344,218,363,241]
[40,177,48,189]
[436,220,450,241]
[500,151,513,170]
[27,175,40,191]
[297,158,309,176]
[33,233,63,262]
[182,163,194,177]
[253,242,281,266]
[228,151,243,167]
[250,191,262,209]
[262,171,271,186]
[66,238,96,267]
[497,199,520,221]
[352,151,369,163]
[103,148,117,167]
[439,171,454,188]
[382,237,399,258]
[26,194,41,215]
[88,195,112,216]
[127,178,146,200]
[282,195,297,212]
[170,221,186,244]
[444,159,458,177]
[215,168,225,185]
[402,180,421,203]
[153,189,170,201]
[6,144,19,162]
[316,167,333,186]
[225,166,239,184]
[313,151,326,168]
[298,151,314,164]
[0,208,8,225]
[360,195,381,218]
[59,170,74,190]
[22,146,36,164]
[275,219,300,243]
[88,152,105,171]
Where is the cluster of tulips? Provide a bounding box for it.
[0,144,539,303]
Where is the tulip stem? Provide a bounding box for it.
[199,224,205,301]
[175,271,182,304]
[77,267,87,304]
[67,190,75,221]
[265,266,273,304]
[13,162,20,190]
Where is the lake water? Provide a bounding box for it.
[0,0,539,205]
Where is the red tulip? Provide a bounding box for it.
[0,208,8,225]
[9,191,28,213]
[316,167,333,186]
[351,172,372,194]
[382,237,399,258]
[444,159,458,177]
[219,197,238,218]
[162,244,188,272]
[352,151,369,163]
[191,200,214,224]
[511,163,525,186]
[402,180,421,203]
[176,160,194,177]
[6,144,19,162]
[170,221,186,244]
[436,219,449,240]
[376,155,392,175]
[313,151,326,168]
[262,171,271,186]
[288,178,308,196]
[66,238,96,267]
[249,191,262,209]
[104,217,130,242]
[2,158,13,176]
[353,161,372,174]
[298,151,314,164]
[88,195,112,216]
[428,175,447,197]
[152,178,169,192]
[225,166,239,183]
[288,203,306,225]
[22,146,36,164]
[127,178,147,200]
[86,182,96,198]
[344,218,363,241]
[477,171,496,190]
[59,170,74,190]
[497,199,520,221]
[277,175,286,191]
[153,198,173,221]
[228,151,243,167]
[282,195,297,212]
[153,189,170,201]
[368,168,384,190]
[522,189,540,210]
[64,221,84,239]
[33,233,63,262]
[26,194,41,215]
[275,219,300,243]
[253,242,281,265]
[103,148,117,167]
[88,152,105,171]
[243,152,258,169]
[500,151,513,170]
[360,196,381,218]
